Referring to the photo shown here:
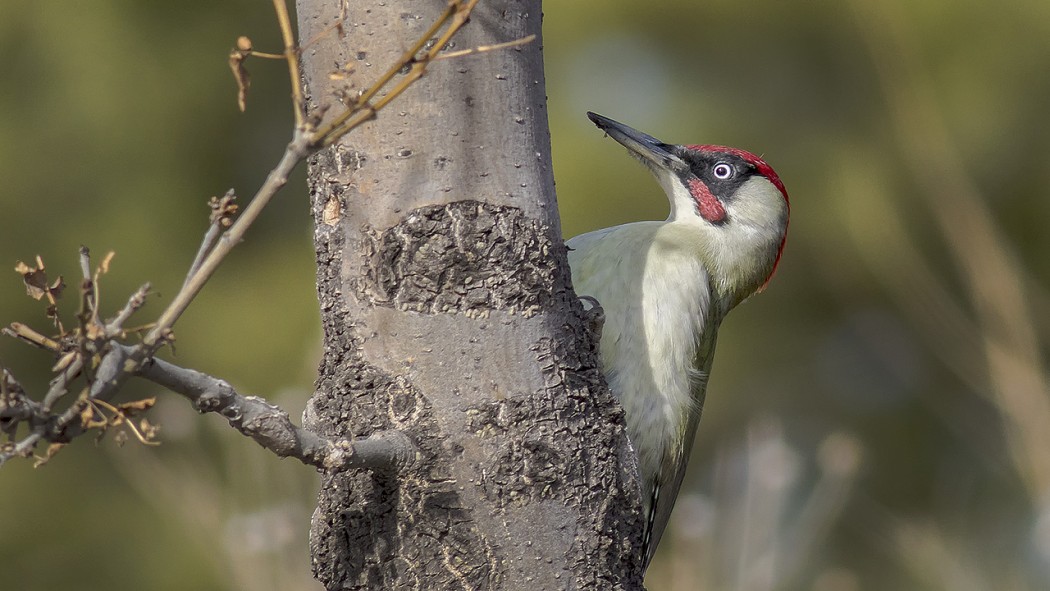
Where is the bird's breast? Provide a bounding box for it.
[567,222,716,480]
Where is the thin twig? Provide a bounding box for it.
[184,190,237,290]
[272,0,305,128]
[76,247,96,386]
[432,34,535,61]
[248,51,285,60]
[3,323,61,353]
[309,2,460,145]
[300,7,346,52]
[91,252,114,328]
[184,225,222,291]
[89,398,159,446]
[106,283,152,338]
[143,132,312,350]
[77,247,92,286]
[328,0,480,145]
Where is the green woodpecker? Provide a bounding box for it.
[567,112,790,567]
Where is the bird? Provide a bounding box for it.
[566,112,790,568]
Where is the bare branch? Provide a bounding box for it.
[2,0,494,468]
[42,356,82,412]
[105,283,152,338]
[135,350,416,471]
[1,336,417,472]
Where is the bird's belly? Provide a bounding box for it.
[605,308,707,483]
[599,253,712,483]
[567,223,714,486]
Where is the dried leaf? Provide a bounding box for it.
[99,251,115,275]
[15,259,65,302]
[33,443,64,467]
[80,403,107,430]
[48,276,65,299]
[209,191,239,227]
[139,418,159,438]
[16,260,49,300]
[136,418,161,445]
[50,280,65,297]
[229,37,252,112]
[117,397,156,416]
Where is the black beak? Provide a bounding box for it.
[587,112,685,172]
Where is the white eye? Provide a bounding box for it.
[712,162,734,180]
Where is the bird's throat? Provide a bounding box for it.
[686,178,727,223]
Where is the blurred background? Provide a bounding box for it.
[1,1,1048,590]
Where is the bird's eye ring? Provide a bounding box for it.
[712,162,734,180]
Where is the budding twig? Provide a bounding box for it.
[183,189,237,291]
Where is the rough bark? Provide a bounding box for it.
[296,1,645,589]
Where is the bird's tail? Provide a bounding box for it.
[642,478,661,567]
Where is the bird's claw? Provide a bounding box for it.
[579,295,605,343]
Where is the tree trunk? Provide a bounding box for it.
[296,1,645,589]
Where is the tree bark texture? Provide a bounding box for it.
[297,1,645,589]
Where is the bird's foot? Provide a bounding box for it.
[578,295,605,344]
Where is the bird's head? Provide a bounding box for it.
[587,111,790,306]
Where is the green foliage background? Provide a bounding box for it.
[2,1,1049,589]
